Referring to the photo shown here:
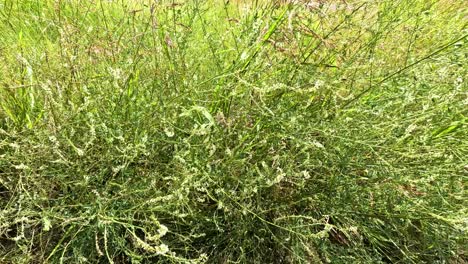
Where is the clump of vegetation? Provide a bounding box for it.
[0,0,466,263]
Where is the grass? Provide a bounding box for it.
[0,0,467,263]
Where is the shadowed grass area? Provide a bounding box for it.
[0,0,467,263]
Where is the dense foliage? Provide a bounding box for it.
[0,0,466,263]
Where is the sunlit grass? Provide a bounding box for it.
[0,0,466,263]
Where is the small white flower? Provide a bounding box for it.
[112,165,126,174]
[348,226,358,234]
[75,147,84,156]
[164,127,175,137]
[314,80,325,89]
[240,51,249,61]
[9,143,20,149]
[312,141,324,149]
[43,217,52,232]
[406,124,417,134]
[14,163,29,170]
[274,168,285,184]
[158,224,168,237]
[156,243,169,255]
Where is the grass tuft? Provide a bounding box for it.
[0,0,467,263]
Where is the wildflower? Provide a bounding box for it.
[158,224,168,237]
[156,243,169,255]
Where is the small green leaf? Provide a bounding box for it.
[432,120,464,138]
